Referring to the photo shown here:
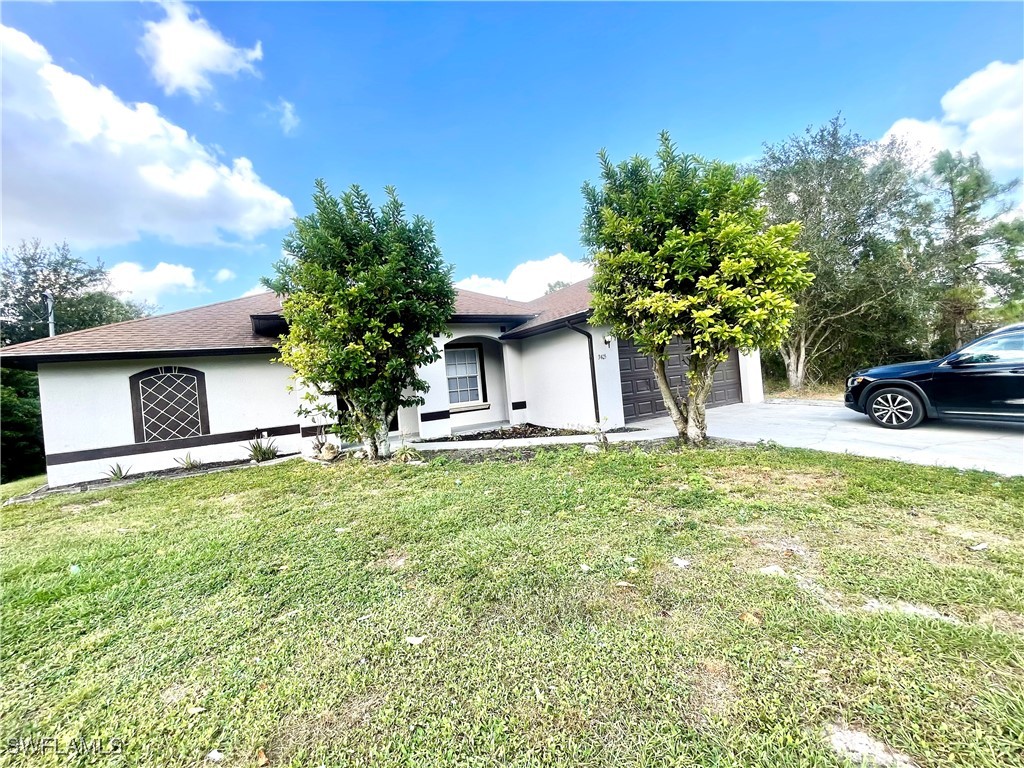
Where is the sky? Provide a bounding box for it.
[2,1,1022,313]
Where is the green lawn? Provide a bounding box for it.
[1,446,1022,767]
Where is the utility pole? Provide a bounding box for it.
[41,290,55,337]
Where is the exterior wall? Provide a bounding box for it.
[738,350,765,403]
[591,325,625,429]
[520,323,625,431]
[37,354,302,486]
[501,340,528,426]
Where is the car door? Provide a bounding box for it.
[927,330,1024,419]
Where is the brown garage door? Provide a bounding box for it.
[618,338,741,423]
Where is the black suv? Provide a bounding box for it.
[845,323,1024,429]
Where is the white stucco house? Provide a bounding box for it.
[0,279,763,486]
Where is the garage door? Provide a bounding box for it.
[618,338,741,423]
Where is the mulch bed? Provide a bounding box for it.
[421,423,588,443]
[419,423,640,443]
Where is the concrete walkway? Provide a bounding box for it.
[415,401,1024,476]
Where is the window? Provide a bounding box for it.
[446,346,486,405]
[129,366,210,443]
[956,331,1024,365]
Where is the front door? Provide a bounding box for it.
[928,330,1024,418]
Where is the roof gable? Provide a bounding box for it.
[503,279,594,337]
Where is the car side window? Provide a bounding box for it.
[955,332,1024,365]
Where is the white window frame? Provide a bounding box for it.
[446,345,486,406]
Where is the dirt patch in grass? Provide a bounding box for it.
[367,550,409,571]
[862,598,961,624]
[62,499,112,513]
[709,466,845,500]
[158,682,207,707]
[939,523,1012,547]
[724,526,820,573]
[686,659,740,726]
[271,695,384,757]
[825,723,918,767]
[978,609,1024,635]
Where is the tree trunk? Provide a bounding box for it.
[682,357,716,445]
[362,416,392,460]
[781,335,807,390]
[653,353,687,437]
[365,436,380,461]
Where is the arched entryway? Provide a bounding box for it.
[443,336,508,431]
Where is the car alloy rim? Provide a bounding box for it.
[872,393,914,425]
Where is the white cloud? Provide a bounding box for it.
[214,268,236,282]
[883,59,1023,173]
[0,24,295,249]
[241,285,269,297]
[456,253,592,302]
[274,98,300,136]
[140,0,262,100]
[108,261,199,303]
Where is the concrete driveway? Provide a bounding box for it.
[703,400,1024,476]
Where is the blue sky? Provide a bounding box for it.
[2,1,1022,312]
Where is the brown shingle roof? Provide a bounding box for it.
[0,282,597,368]
[453,288,536,317]
[0,292,283,367]
[503,279,594,337]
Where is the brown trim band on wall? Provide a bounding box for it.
[420,410,450,423]
[46,425,301,466]
[511,401,527,411]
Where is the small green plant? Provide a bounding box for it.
[392,444,423,464]
[174,453,204,471]
[246,438,279,463]
[104,463,131,481]
[589,420,612,452]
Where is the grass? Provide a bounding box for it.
[764,378,845,401]
[1,473,46,502]
[1,446,1022,767]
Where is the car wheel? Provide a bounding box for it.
[866,387,925,429]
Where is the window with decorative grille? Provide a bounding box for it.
[129,366,211,443]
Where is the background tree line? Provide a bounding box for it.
[0,240,149,481]
[754,115,1023,389]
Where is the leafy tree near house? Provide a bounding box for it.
[923,150,1024,352]
[1,240,150,345]
[582,132,813,444]
[755,116,927,388]
[0,240,150,481]
[264,180,456,460]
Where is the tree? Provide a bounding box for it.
[545,280,571,294]
[755,117,926,388]
[264,180,456,460]
[583,133,812,444]
[0,240,150,481]
[1,240,150,345]
[923,150,1023,351]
